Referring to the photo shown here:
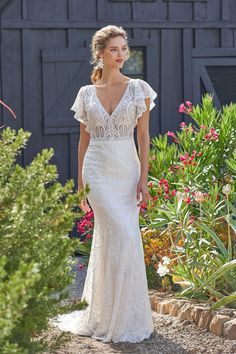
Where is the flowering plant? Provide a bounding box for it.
[141,94,236,306]
[140,227,180,290]
[76,211,94,269]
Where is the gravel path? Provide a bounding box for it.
[42,258,236,354]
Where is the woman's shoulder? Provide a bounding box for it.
[79,84,91,91]
[132,78,153,91]
[133,78,149,86]
[133,79,158,105]
[132,79,155,94]
[77,85,93,97]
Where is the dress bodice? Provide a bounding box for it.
[71,78,157,141]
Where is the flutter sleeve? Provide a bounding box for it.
[134,79,157,120]
[70,86,88,127]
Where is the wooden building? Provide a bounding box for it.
[0,0,236,187]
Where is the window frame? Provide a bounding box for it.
[192,48,236,108]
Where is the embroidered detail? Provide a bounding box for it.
[71,79,157,140]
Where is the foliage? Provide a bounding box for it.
[143,94,236,308]
[140,227,180,290]
[0,127,89,353]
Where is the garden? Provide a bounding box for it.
[77,93,236,311]
[0,93,235,353]
[142,94,236,310]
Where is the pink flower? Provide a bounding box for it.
[194,191,205,203]
[179,104,186,113]
[159,178,169,187]
[164,186,169,194]
[77,210,94,236]
[148,181,153,187]
[179,101,193,114]
[171,189,177,196]
[167,131,179,143]
[200,124,207,129]
[204,133,211,140]
[180,122,187,128]
[180,153,189,162]
[179,151,200,167]
[183,197,191,204]
[86,233,93,239]
[204,128,219,141]
[86,211,94,219]
[77,263,84,270]
[167,131,175,137]
[169,164,180,173]
[186,101,192,107]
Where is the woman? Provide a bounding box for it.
[52,25,157,343]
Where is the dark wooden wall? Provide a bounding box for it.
[1,0,236,188]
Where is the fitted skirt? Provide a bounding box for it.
[52,138,154,343]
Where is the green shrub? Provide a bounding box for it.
[0,127,89,353]
[143,94,236,308]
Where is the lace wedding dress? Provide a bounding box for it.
[51,78,157,343]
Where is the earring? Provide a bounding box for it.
[97,58,104,69]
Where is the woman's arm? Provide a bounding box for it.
[136,97,151,207]
[78,122,91,212]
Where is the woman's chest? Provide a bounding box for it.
[84,85,137,124]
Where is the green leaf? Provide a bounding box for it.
[211,292,236,310]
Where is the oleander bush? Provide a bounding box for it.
[142,94,236,307]
[0,126,89,353]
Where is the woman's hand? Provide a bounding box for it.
[78,182,91,213]
[136,179,149,207]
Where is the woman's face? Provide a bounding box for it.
[99,36,128,69]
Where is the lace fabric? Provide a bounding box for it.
[70,79,157,140]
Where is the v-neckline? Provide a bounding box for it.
[93,79,133,118]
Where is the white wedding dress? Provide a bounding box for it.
[51,78,157,343]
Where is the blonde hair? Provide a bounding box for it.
[90,25,131,84]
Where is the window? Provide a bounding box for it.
[205,66,236,106]
[122,48,145,79]
[193,49,236,108]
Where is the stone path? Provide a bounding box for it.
[43,257,236,354]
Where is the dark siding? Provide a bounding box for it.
[1,0,236,188]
